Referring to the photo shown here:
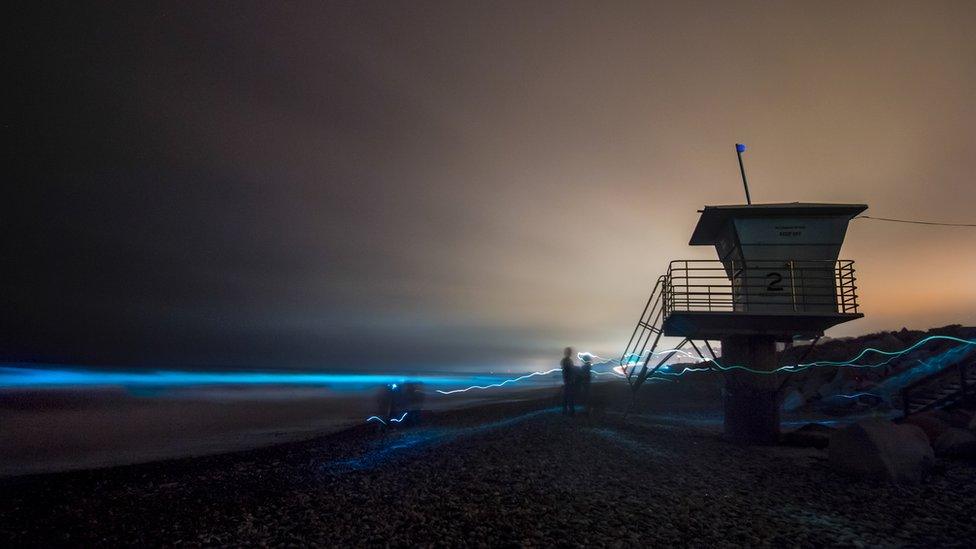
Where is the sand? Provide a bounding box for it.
[0,381,556,476]
[2,388,974,547]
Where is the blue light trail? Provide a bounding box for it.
[650,335,976,381]
[366,412,409,426]
[434,368,562,395]
[827,392,881,400]
[436,335,976,398]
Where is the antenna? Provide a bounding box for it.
[735,143,751,205]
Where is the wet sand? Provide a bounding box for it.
[1,386,974,547]
[0,381,557,476]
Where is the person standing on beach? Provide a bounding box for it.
[561,347,576,416]
[578,353,593,415]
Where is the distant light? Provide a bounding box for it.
[391,383,398,390]
[736,143,747,153]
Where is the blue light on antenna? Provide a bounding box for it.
[736,143,747,153]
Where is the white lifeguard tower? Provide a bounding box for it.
[621,147,866,443]
[667,202,865,338]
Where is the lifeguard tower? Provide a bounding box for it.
[620,151,866,443]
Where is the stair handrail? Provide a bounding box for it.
[900,357,975,416]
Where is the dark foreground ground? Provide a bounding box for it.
[2,395,975,547]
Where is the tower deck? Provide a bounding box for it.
[661,310,863,340]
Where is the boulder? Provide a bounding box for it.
[781,422,834,449]
[829,418,934,483]
[800,422,839,434]
[902,413,949,445]
[934,428,976,459]
[933,408,974,430]
[781,389,805,412]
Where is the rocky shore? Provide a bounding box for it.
[2,394,974,547]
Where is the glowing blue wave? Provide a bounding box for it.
[0,367,471,389]
[4,336,971,407]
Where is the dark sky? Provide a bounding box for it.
[6,2,975,370]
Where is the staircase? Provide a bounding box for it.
[900,360,976,417]
[619,274,715,393]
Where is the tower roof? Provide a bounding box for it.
[689,202,867,245]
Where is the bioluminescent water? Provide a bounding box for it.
[2,337,971,477]
[0,367,556,392]
[4,335,973,396]
[3,335,973,430]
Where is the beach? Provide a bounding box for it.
[2,386,974,547]
[0,372,564,477]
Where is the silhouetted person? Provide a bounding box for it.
[401,382,425,425]
[578,353,593,415]
[375,382,424,428]
[561,347,576,416]
[376,383,401,425]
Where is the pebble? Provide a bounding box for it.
[1,398,974,546]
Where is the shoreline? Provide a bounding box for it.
[0,384,566,479]
[0,371,575,477]
[0,376,877,479]
[2,389,974,546]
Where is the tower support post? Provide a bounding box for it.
[721,335,781,444]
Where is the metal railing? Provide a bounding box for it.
[618,259,860,394]
[900,360,976,417]
[662,259,859,316]
[618,274,668,381]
